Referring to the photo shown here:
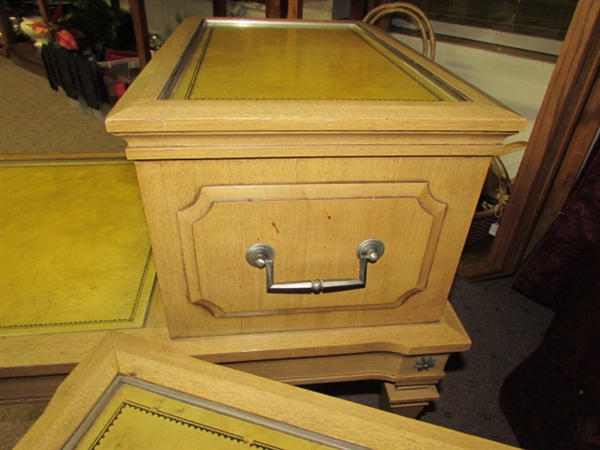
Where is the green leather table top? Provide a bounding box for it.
[169,21,458,101]
[0,162,155,336]
[73,379,345,449]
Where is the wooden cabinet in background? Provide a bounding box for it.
[457,0,600,281]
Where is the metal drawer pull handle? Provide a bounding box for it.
[245,239,385,294]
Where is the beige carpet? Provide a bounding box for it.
[0,55,125,159]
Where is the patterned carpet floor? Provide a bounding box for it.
[0,55,124,159]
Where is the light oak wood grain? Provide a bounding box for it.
[133,156,490,336]
[0,297,468,372]
[178,182,444,317]
[15,332,515,449]
[83,17,522,419]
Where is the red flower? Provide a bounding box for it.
[28,4,85,51]
[55,29,79,50]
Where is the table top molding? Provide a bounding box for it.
[106,17,525,140]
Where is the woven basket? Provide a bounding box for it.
[363,2,436,60]
[465,156,512,247]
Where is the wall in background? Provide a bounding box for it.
[402,0,577,41]
[393,31,555,128]
[141,0,335,42]
[392,30,555,177]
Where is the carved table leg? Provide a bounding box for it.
[380,382,440,418]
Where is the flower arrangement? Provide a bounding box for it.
[26,7,81,50]
[24,0,135,61]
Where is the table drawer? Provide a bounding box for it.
[179,182,445,317]
[135,156,489,337]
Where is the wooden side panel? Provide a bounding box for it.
[222,353,450,385]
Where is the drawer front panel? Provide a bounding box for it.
[134,156,491,337]
[178,183,445,317]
